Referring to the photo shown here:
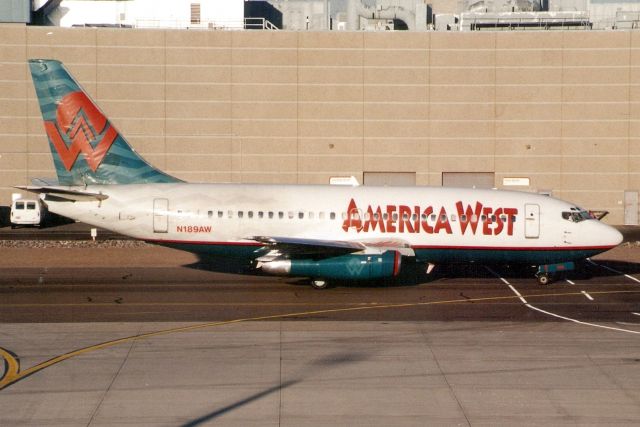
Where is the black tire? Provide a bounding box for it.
[310,279,329,290]
[537,273,550,286]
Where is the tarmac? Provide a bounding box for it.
[1,225,640,425]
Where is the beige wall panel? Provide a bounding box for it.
[430,85,494,102]
[363,32,429,49]
[298,85,362,102]
[168,101,231,119]
[176,171,232,182]
[428,157,495,175]
[298,172,356,185]
[110,117,164,135]
[430,139,494,155]
[239,172,297,184]
[100,100,165,119]
[238,138,297,155]
[26,153,52,171]
[299,138,362,155]
[27,46,96,65]
[0,153,26,170]
[495,173,562,191]
[298,120,361,138]
[232,48,297,67]
[233,102,296,120]
[124,136,165,154]
[496,86,560,102]
[495,31,563,49]
[0,136,27,153]
[166,48,231,66]
[563,103,628,120]
[0,63,26,81]
[431,32,495,50]
[364,138,428,156]
[430,103,493,120]
[234,120,296,137]
[561,174,627,192]
[26,135,49,153]
[562,31,630,49]
[364,51,428,68]
[430,51,495,67]
[495,67,562,84]
[564,85,628,102]
[495,51,562,67]
[562,139,628,156]
[562,156,628,173]
[97,82,164,101]
[364,103,427,120]
[167,66,230,83]
[166,30,231,48]
[366,120,429,138]
[495,156,561,173]
[241,155,297,173]
[0,25,26,44]
[233,85,296,102]
[563,121,627,138]
[430,121,493,138]
[0,45,26,61]
[166,137,232,155]
[0,97,27,116]
[563,51,629,67]
[298,50,363,67]
[300,103,362,120]
[364,86,427,102]
[495,103,560,120]
[27,27,95,46]
[629,138,640,153]
[97,64,164,83]
[232,66,296,84]
[299,155,362,173]
[167,84,230,101]
[363,155,424,172]
[364,67,426,84]
[495,139,560,156]
[430,67,494,85]
[0,171,28,186]
[0,117,26,135]
[496,121,561,138]
[166,119,231,136]
[232,31,296,48]
[97,47,164,66]
[562,67,629,85]
[165,155,230,172]
[299,32,362,49]
[299,66,362,84]
[97,28,164,47]
[0,81,25,102]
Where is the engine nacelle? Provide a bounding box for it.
[260,250,402,281]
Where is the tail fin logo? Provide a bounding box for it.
[44,91,118,172]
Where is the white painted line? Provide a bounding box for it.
[484,266,510,285]
[508,285,528,304]
[525,304,640,335]
[632,312,640,317]
[587,259,640,284]
[565,279,575,285]
[581,291,594,301]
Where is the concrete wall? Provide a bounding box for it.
[0,25,637,223]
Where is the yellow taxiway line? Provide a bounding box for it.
[2,289,639,391]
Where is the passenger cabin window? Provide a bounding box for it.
[207,210,213,218]
[288,211,294,219]
[319,212,325,220]
[330,212,336,220]
[309,212,314,220]
[269,211,274,219]
[218,211,223,218]
[228,210,233,219]
[238,211,244,219]
[248,211,253,219]
[258,211,264,219]
[279,212,284,219]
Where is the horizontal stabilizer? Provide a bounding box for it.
[15,185,108,202]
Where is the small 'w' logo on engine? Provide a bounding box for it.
[44,91,118,172]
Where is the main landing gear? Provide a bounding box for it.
[535,262,575,286]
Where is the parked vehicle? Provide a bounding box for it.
[10,198,42,227]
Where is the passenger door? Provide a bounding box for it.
[153,198,169,233]
[524,203,540,239]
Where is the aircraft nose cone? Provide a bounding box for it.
[603,224,623,247]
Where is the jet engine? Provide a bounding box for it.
[260,250,402,281]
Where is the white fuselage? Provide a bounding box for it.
[44,183,622,265]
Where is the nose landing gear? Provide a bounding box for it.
[535,262,575,286]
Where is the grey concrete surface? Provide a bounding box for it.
[1,321,640,426]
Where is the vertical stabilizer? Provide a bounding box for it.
[29,59,181,185]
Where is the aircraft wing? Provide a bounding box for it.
[250,236,414,261]
[15,185,109,202]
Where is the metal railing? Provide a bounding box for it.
[135,18,279,31]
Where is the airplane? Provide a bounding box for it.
[20,59,623,289]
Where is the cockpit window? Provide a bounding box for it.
[562,208,591,223]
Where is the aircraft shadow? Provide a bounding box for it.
[183,254,640,287]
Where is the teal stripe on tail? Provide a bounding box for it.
[29,59,182,185]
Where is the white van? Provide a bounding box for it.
[10,199,42,227]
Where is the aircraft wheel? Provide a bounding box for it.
[310,279,329,290]
[536,273,550,286]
